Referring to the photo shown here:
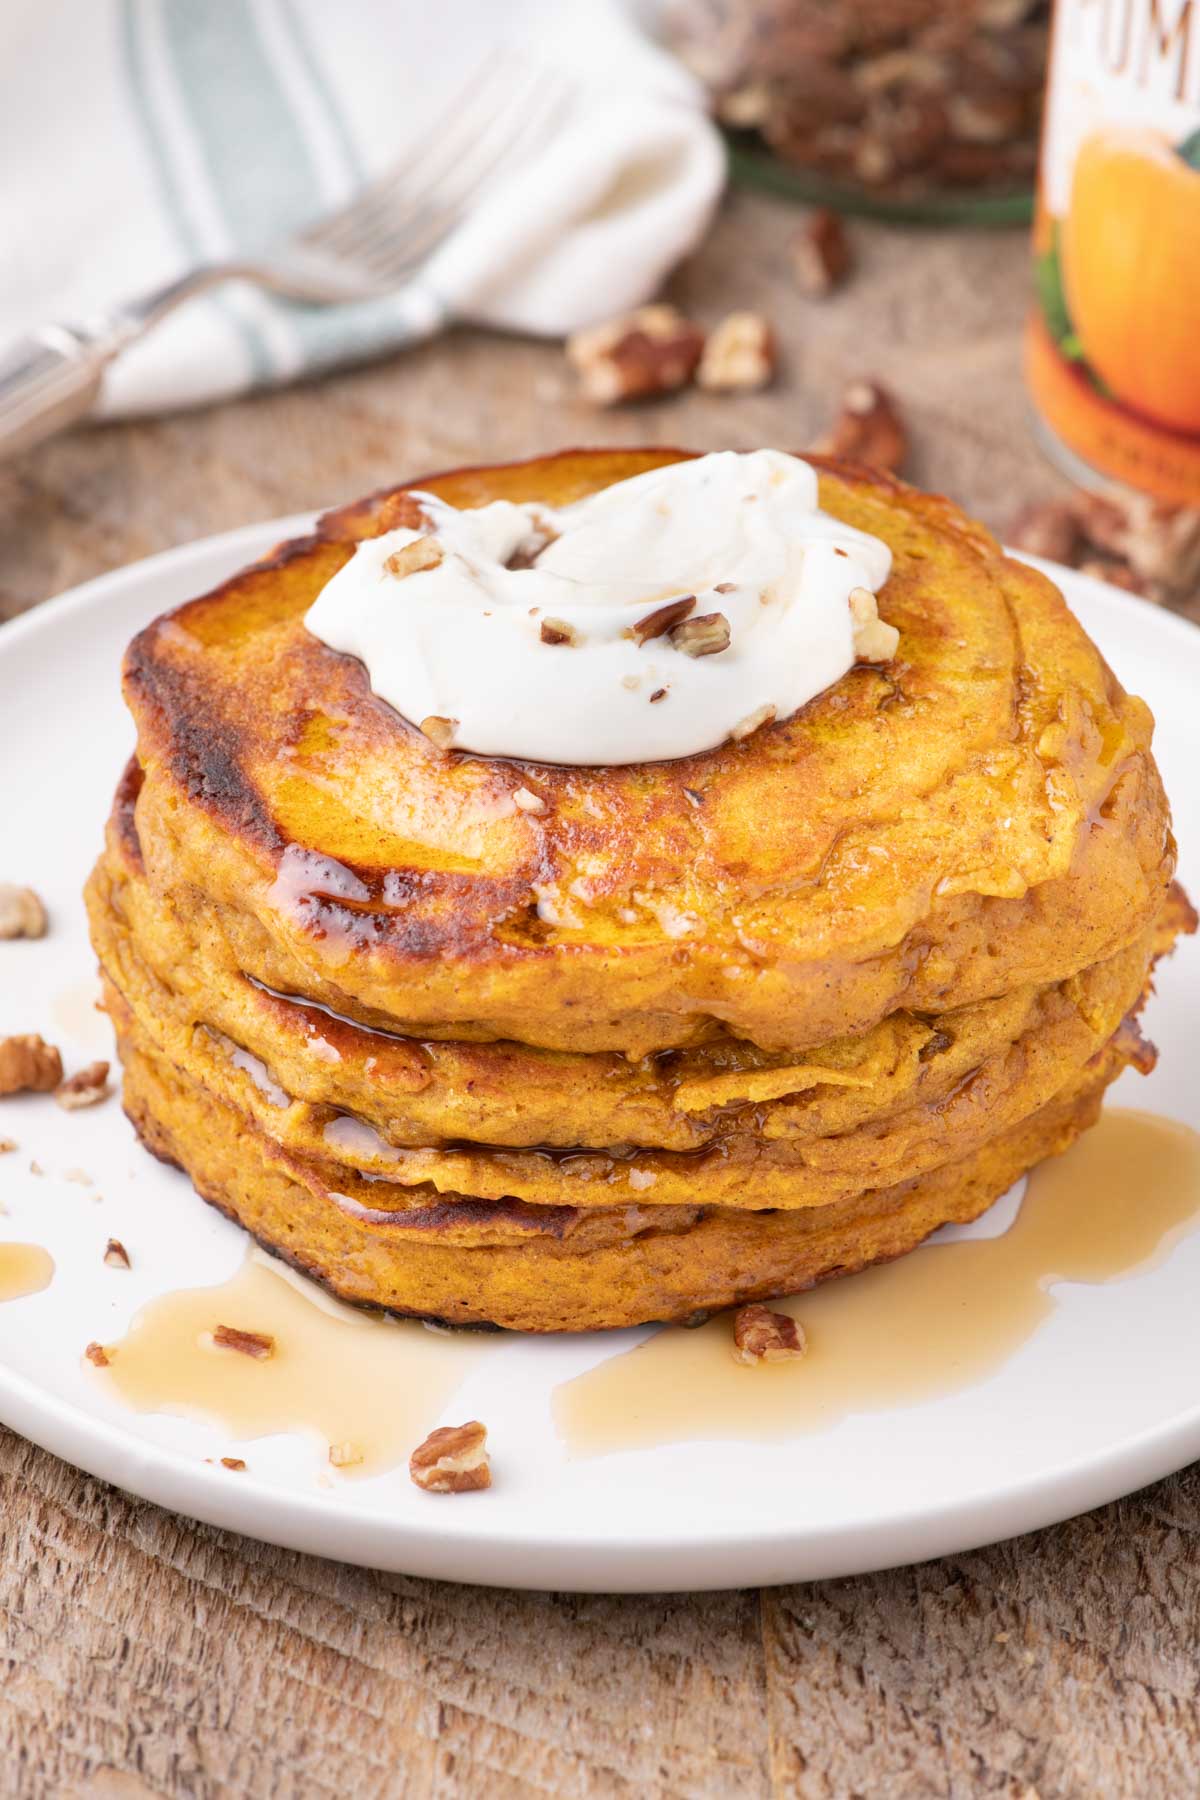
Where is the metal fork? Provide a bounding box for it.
[0,58,568,459]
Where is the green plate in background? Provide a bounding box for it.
[728,138,1035,228]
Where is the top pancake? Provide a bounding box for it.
[122,449,1174,1055]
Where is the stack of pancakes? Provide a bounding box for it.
[86,450,1190,1331]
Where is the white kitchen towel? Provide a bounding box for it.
[0,0,724,417]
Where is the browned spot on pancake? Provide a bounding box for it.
[124,635,283,852]
[113,757,146,875]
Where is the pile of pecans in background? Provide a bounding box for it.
[1007,492,1200,613]
[666,0,1049,201]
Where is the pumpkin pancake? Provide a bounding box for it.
[120,450,1174,1058]
[116,1015,1139,1332]
[90,793,1190,1181]
[90,447,1187,1332]
[93,865,1179,1211]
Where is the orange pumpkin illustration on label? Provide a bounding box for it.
[1062,127,1200,435]
[1026,0,1200,506]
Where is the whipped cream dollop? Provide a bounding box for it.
[304,450,895,765]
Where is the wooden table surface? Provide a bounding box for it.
[3,192,1198,1799]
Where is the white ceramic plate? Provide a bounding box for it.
[1,523,1198,1594]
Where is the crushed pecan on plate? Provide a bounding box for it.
[409,1419,491,1493]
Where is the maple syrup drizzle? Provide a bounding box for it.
[555,1109,1200,1456]
[90,1253,485,1477]
[0,1243,54,1302]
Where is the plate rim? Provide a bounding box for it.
[2,518,1198,1592]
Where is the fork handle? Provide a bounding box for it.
[0,266,251,461]
[0,325,113,460]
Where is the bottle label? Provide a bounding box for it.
[1027,0,1200,502]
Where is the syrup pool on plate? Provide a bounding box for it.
[555,1110,1200,1456]
[0,1243,54,1303]
[87,1252,486,1477]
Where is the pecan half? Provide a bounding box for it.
[0,1034,63,1096]
[820,379,907,473]
[567,305,705,406]
[409,1419,491,1493]
[0,885,48,940]
[212,1324,276,1360]
[697,312,776,393]
[384,537,443,580]
[792,210,852,297]
[55,1060,110,1110]
[670,612,732,658]
[732,1302,808,1364]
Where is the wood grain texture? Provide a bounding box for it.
[1,191,1197,1797]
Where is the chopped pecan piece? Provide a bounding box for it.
[419,715,458,751]
[732,1302,808,1364]
[329,1441,364,1469]
[820,379,907,473]
[103,1238,131,1270]
[384,537,443,580]
[409,1419,491,1493]
[220,1457,247,1472]
[567,305,705,406]
[697,312,776,392]
[848,586,900,663]
[539,617,581,647]
[0,1137,15,1155]
[630,596,696,646]
[1078,557,1144,596]
[792,209,852,297]
[1076,492,1200,598]
[512,787,547,816]
[947,90,1026,146]
[0,885,48,940]
[84,1342,111,1368]
[375,491,430,534]
[729,702,777,742]
[670,612,732,658]
[212,1324,276,1360]
[507,515,560,569]
[55,1060,110,1110]
[0,1034,63,1097]
[1006,500,1082,566]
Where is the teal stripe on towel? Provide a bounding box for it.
[120,0,271,385]
[161,0,425,380]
